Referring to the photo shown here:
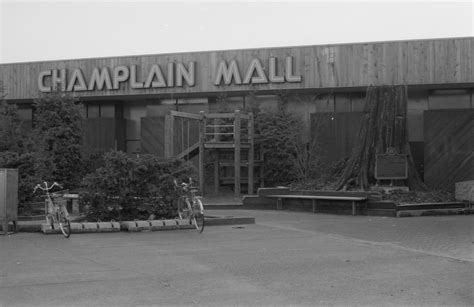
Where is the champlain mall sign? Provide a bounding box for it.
[37,56,302,93]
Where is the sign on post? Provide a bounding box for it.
[375,147,408,180]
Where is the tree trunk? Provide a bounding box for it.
[336,85,426,191]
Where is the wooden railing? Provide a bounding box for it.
[198,110,255,195]
[164,110,256,196]
[164,110,202,159]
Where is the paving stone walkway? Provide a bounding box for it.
[208,209,474,262]
[1,209,472,306]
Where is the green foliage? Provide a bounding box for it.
[32,93,84,188]
[248,93,331,187]
[0,101,23,152]
[381,189,456,203]
[0,93,85,204]
[254,108,305,186]
[0,100,40,204]
[292,112,334,181]
[80,150,196,221]
[81,149,106,177]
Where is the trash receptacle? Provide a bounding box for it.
[0,168,18,234]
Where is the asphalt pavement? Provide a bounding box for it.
[1,209,473,306]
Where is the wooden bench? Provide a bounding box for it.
[265,195,368,215]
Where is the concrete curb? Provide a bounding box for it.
[205,204,243,210]
[120,220,195,232]
[12,214,255,233]
[396,202,471,217]
[243,193,471,218]
[41,222,121,234]
[205,215,255,226]
[396,208,471,217]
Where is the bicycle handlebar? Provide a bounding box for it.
[33,181,63,193]
[174,177,194,190]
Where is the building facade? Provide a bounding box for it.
[1,37,473,190]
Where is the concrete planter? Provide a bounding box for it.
[176,218,195,229]
[34,214,255,234]
[120,219,195,232]
[41,222,120,234]
[396,202,470,217]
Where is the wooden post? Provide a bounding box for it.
[180,117,184,154]
[259,149,265,187]
[214,151,219,195]
[164,114,174,158]
[234,110,241,196]
[186,120,190,160]
[199,111,205,196]
[213,117,219,142]
[248,113,254,195]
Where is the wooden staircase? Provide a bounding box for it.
[164,110,261,196]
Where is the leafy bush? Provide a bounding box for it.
[0,101,24,152]
[0,100,44,204]
[32,93,85,188]
[80,150,196,221]
[254,108,319,186]
[381,190,456,203]
[0,93,85,205]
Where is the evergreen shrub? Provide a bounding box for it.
[80,150,196,221]
[254,108,307,186]
[32,93,85,189]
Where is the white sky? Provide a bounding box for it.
[0,0,473,64]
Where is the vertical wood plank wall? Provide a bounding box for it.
[141,117,165,156]
[312,112,364,164]
[2,38,472,101]
[172,117,200,158]
[424,109,474,190]
[83,118,125,152]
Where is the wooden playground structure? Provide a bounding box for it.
[163,110,263,196]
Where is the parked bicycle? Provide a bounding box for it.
[174,177,205,233]
[33,182,71,238]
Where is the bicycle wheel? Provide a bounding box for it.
[191,198,204,233]
[58,206,71,238]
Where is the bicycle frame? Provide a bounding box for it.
[44,194,61,225]
[34,182,71,238]
[175,178,205,233]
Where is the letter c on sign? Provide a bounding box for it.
[38,70,52,92]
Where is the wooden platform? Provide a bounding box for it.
[265,194,367,216]
[242,188,471,217]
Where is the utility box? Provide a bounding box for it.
[0,168,18,234]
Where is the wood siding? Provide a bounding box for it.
[141,117,165,156]
[141,116,200,157]
[424,109,474,191]
[83,118,125,152]
[2,37,473,101]
[312,112,364,164]
[172,116,200,157]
